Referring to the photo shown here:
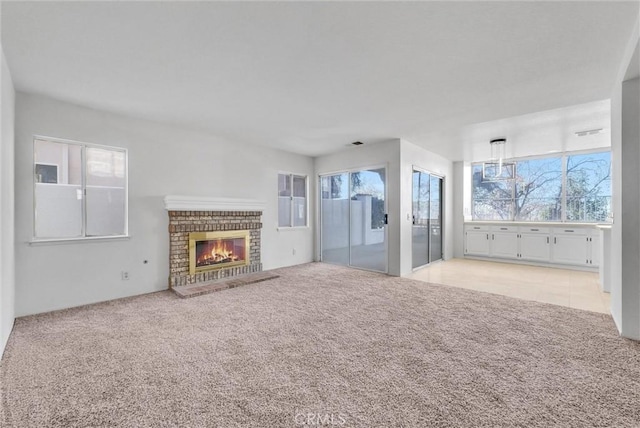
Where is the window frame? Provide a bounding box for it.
[471,148,611,223]
[32,135,129,243]
[277,172,309,229]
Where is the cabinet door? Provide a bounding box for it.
[552,234,589,266]
[520,233,551,262]
[590,234,600,267]
[491,231,518,259]
[465,231,490,256]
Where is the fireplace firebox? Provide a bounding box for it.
[189,230,250,275]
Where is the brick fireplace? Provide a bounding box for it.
[164,196,264,288]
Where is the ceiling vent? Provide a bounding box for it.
[575,128,604,137]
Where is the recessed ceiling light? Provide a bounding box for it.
[575,128,604,137]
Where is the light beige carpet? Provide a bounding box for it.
[1,263,639,427]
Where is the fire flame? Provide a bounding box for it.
[210,241,234,262]
[196,239,241,266]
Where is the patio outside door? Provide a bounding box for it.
[412,169,443,269]
[320,167,387,273]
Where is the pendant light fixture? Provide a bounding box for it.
[482,137,513,181]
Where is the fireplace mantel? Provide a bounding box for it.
[164,196,265,212]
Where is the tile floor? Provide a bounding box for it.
[409,258,611,314]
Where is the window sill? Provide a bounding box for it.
[29,235,130,246]
[277,226,310,232]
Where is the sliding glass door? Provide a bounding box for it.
[320,167,387,273]
[429,174,443,263]
[320,173,349,266]
[412,171,429,269]
[350,168,386,272]
[412,168,443,269]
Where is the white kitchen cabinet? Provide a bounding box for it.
[490,227,518,259]
[465,226,490,256]
[589,233,600,267]
[520,227,551,262]
[551,228,589,266]
[463,223,601,270]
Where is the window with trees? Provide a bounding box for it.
[278,173,307,227]
[472,150,611,222]
[34,137,128,240]
[565,152,612,222]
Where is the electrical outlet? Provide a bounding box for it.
[121,271,130,280]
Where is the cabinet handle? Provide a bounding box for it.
[500,227,508,230]
[531,228,539,231]
[547,237,549,244]
[492,234,494,240]
[564,230,574,233]
[554,237,557,244]
[486,233,489,240]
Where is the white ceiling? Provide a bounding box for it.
[2,1,638,160]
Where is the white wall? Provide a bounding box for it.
[610,11,640,339]
[315,139,402,275]
[620,77,640,339]
[399,139,454,275]
[1,47,16,356]
[14,93,314,316]
[452,161,468,258]
[611,56,624,335]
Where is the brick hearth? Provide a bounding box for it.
[168,210,262,287]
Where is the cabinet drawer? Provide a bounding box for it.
[490,225,518,232]
[520,227,550,234]
[553,228,588,236]
[465,225,489,232]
